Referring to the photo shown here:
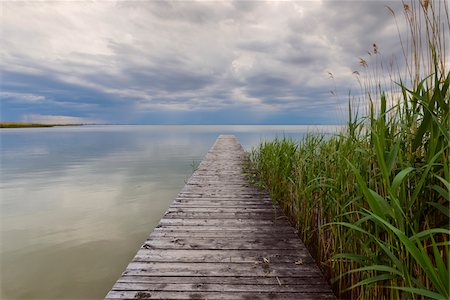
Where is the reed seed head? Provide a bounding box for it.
[373,43,378,54]
[359,58,368,68]
[403,3,410,12]
[423,0,429,11]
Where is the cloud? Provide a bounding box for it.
[2,0,445,124]
[0,92,46,103]
[21,114,99,124]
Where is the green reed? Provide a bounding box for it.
[251,1,449,299]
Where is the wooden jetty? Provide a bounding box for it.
[106,135,336,300]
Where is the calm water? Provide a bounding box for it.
[0,125,339,299]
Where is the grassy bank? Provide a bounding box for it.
[0,122,82,128]
[251,1,449,299]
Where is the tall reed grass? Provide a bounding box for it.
[251,1,449,298]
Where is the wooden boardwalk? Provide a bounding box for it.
[106,135,336,300]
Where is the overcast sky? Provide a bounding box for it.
[1,0,413,124]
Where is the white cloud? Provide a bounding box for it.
[21,114,99,124]
[0,92,45,103]
[1,91,97,110]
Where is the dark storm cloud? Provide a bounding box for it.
[1,0,428,124]
[237,40,278,53]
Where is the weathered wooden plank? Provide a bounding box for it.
[106,135,335,299]
[163,211,279,219]
[105,291,336,300]
[111,282,330,293]
[115,276,326,285]
[171,204,275,209]
[175,197,272,201]
[181,184,263,188]
[173,199,273,205]
[178,187,267,191]
[166,207,274,212]
[180,189,268,194]
[133,249,313,263]
[177,193,270,198]
[158,218,290,227]
[121,263,323,277]
[142,238,305,250]
[176,193,271,199]
[185,182,252,186]
[171,205,273,209]
[153,225,297,233]
[148,230,298,239]
[166,207,278,212]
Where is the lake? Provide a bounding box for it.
[0,125,339,299]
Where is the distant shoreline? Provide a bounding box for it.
[0,122,83,128]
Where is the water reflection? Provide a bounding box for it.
[0,125,340,299]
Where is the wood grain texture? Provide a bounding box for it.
[106,135,336,300]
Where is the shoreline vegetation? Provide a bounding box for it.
[251,1,448,299]
[0,122,83,128]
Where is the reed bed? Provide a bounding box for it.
[0,122,55,128]
[250,1,449,299]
